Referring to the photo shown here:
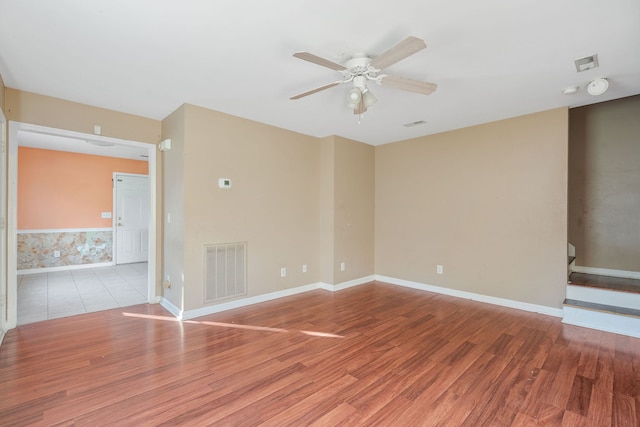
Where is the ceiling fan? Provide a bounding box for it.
[290,36,437,115]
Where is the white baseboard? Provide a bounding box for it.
[18,262,114,275]
[160,297,182,319]
[158,274,563,323]
[181,283,323,321]
[572,265,640,280]
[375,275,564,318]
[320,275,376,292]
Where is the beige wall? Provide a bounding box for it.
[333,136,375,283]
[160,105,186,309]
[375,108,568,309]
[5,89,160,143]
[163,106,375,312]
[5,89,164,292]
[318,136,336,284]
[317,136,375,285]
[569,95,640,272]
[177,105,323,311]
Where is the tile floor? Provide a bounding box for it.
[17,262,149,325]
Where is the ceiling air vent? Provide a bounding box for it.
[574,54,599,72]
[403,120,427,128]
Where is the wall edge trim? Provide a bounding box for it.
[18,262,114,275]
[320,275,376,292]
[180,283,323,321]
[375,275,564,318]
[160,297,183,320]
[18,228,113,234]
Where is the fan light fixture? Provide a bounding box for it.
[290,36,437,117]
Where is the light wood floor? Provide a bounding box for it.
[1,281,639,426]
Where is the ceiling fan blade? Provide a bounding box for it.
[379,75,437,95]
[293,52,347,71]
[290,82,341,100]
[370,36,427,70]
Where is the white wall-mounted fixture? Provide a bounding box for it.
[587,78,609,96]
[218,178,232,189]
[158,138,172,151]
[562,86,579,95]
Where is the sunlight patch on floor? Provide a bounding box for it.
[123,312,344,338]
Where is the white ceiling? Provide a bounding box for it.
[1,0,639,147]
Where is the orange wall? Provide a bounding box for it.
[18,147,148,229]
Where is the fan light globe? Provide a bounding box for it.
[362,88,377,107]
[347,88,362,108]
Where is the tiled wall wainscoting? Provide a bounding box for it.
[18,229,113,271]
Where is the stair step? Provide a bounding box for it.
[566,284,640,311]
[564,299,640,317]
[563,299,640,338]
[568,272,640,294]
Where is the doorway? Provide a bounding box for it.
[7,122,157,329]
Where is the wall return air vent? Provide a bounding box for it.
[204,242,247,302]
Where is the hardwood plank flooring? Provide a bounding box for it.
[1,281,639,426]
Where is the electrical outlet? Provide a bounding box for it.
[340,262,346,272]
[281,267,287,277]
[302,264,307,273]
[54,250,60,258]
[437,265,444,274]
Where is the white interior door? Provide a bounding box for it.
[115,174,149,264]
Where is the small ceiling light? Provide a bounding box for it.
[587,78,609,96]
[346,87,362,109]
[562,86,579,95]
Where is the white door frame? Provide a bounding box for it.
[113,172,150,265]
[0,110,6,342]
[6,121,158,330]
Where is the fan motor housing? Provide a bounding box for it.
[344,55,375,76]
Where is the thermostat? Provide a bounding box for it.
[218,178,232,189]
